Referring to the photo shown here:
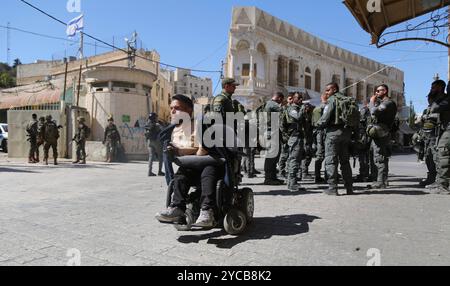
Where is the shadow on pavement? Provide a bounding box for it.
[0,167,40,173]
[354,189,428,196]
[177,214,321,249]
[254,189,322,196]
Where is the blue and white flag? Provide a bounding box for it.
[66,14,84,38]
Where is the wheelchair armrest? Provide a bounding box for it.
[173,155,226,170]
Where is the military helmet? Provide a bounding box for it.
[107,115,114,122]
[148,113,157,120]
[45,115,53,121]
[77,117,86,123]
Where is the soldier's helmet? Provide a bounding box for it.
[45,115,53,121]
[107,116,114,122]
[148,113,157,121]
[77,117,86,123]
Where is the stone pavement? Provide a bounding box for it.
[0,153,450,266]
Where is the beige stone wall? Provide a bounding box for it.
[6,110,66,159]
[227,7,405,109]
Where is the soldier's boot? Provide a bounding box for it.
[79,159,86,165]
[54,158,58,166]
[346,185,354,196]
[34,156,40,163]
[419,173,436,188]
[28,157,35,164]
[73,158,80,164]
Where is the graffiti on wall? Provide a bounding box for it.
[119,116,147,154]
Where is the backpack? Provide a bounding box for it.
[312,106,324,127]
[45,122,60,141]
[334,93,360,128]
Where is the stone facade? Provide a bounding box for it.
[226,6,405,109]
[173,69,213,100]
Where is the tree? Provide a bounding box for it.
[13,58,22,69]
[0,72,15,88]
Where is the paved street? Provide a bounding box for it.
[0,153,450,266]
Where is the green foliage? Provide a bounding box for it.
[0,60,19,89]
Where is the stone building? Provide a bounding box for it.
[0,49,173,160]
[225,6,405,109]
[172,69,213,100]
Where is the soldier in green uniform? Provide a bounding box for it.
[355,102,372,182]
[73,117,90,165]
[26,114,39,164]
[425,80,450,195]
[368,84,398,189]
[279,93,294,178]
[43,115,61,166]
[35,116,46,163]
[263,92,285,186]
[419,94,441,187]
[212,78,240,114]
[300,102,314,181]
[285,92,306,191]
[103,116,121,163]
[145,113,164,177]
[316,83,355,196]
[312,93,328,184]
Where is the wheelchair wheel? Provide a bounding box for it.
[223,209,247,235]
[166,181,175,208]
[240,188,254,224]
[174,209,195,232]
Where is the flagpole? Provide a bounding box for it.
[79,31,84,60]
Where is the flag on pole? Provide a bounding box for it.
[66,14,84,38]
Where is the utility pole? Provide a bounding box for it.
[6,22,11,65]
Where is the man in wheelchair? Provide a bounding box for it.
[156,90,254,234]
[155,94,224,228]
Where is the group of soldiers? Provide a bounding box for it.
[26,114,62,165]
[242,81,399,195]
[26,114,122,165]
[413,80,450,195]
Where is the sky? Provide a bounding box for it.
[0,0,449,113]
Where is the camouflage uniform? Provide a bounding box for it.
[73,118,90,164]
[300,105,314,180]
[264,99,283,182]
[316,93,353,194]
[278,104,291,178]
[428,93,450,193]
[26,118,39,163]
[356,106,372,182]
[43,116,60,165]
[312,103,326,182]
[286,103,305,190]
[419,105,439,186]
[35,117,45,162]
[145,116,164,176]
[104,122,121,163]
[369,97,398,187]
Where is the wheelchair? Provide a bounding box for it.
[165,153,255,235]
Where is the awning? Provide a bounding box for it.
[343,0,450,46]
[0,88,61,110]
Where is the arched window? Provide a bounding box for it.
[314,69,321,92]
[305,67,312,90]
